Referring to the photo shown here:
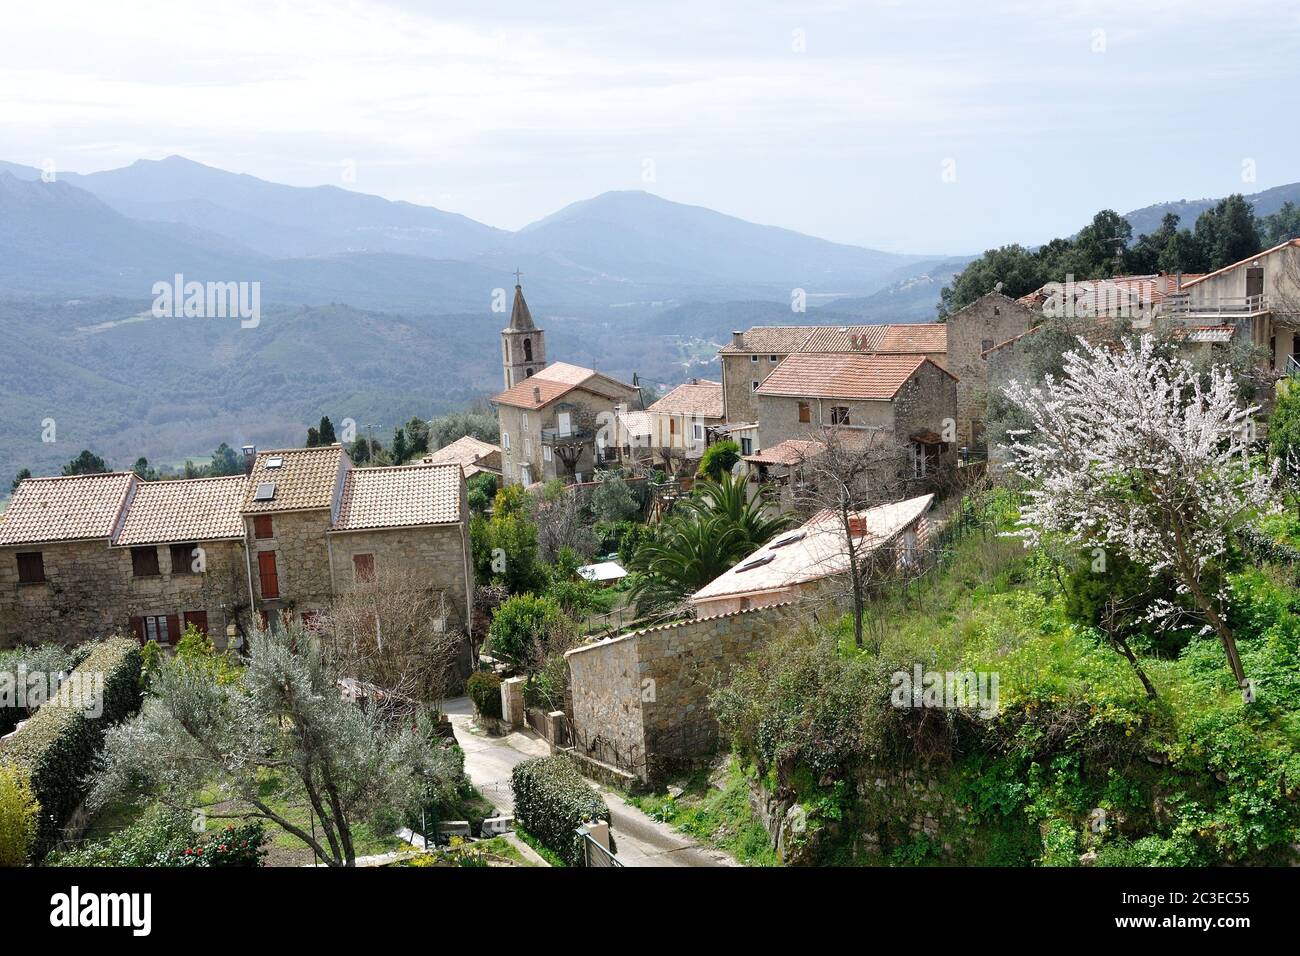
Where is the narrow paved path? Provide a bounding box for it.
[444,697,736,867]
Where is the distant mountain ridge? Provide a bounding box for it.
[1122,180,1300,240]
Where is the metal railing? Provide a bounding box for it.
[1164,293,1269,316]
[579,831,623,867]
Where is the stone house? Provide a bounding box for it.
[0,446,475,651]
[718,323,948,424]
[641,378,724,461]
[943,293,1037,451]
[493,362,640,486]
[751,352,959,483]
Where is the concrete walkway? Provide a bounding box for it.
[444,697,736,867]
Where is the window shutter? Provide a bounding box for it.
[165,614,181,644]
[258,551,280,598]
[183,610,209,635]
[130,616,145,644]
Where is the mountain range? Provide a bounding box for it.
[1,154,1296,482]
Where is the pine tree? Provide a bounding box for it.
[319,416,337,445]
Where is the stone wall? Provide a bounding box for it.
[326,523,472,632]
[944,293,1034,450]
[247,509,334,615]
[498,384,637,486]
[565,602,806,781]
[722,353,785,423]
[891,360,959,477]
[0,538,248,649]
[756,394,893,449]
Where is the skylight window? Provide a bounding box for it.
[266,456,284,469]
[768,532,807,549]
[736,554,775,573]
[254,482,276,502]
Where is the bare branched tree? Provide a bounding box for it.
[528,481,599,562]
[793,426,921,650]
[318,565,468,718]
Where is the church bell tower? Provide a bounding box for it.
[501,273,546,389]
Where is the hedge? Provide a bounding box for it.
[0,636,142,860]
[510,755,612,866]
[467,671,503,719]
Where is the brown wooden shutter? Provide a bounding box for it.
[183,610,209,636]
[258,551,280,598]
[254,515,274,539]
[130,616,145,644]
[165,614,181,645]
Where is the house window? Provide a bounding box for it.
[170,543,198,574]
[257,551,280,598]
[798,401,811,424]
[182,610,209,636]
[253,515,274,539]
[669,417,678,435]
[830,406,851,426]
[502,432,511,450]
[16,552,44,584]
[751,355,759,363]
[543,445,552,462]
[770,355,779,362]
[521,464,533,485]
[142,614,175,645]
[353,553,375,583]
[557,411,572,436]
[751,380,760,391]
[132,546,160,577]
[521,412,528,429]
[523,338,533,361]
[524,438,533,456]
[740,437,754,455]
[693,423,704,441]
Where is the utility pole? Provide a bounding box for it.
[366,423,380,461]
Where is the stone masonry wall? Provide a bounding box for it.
[944,293,1034,450]
[327,523,472,633]
[566,602,806,781]
[0,538,248,649]
[247,508,334,615]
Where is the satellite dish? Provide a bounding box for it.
[994,281,1004,293]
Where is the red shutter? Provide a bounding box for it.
[257,551,279,598]
[183,610,209,636]
[165,614,181,645]
[130,616,145,644]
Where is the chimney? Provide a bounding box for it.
[241,445,256,475]
[847,515,869,538]
[532,385,542,404]
[690,377,699,385]
[731,330,744,348]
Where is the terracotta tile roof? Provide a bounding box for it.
[718,327,816,354]
[743,438,825,467]
[648,380,724,419]
[800,324,947,353]
[618,409,653,439]
[0,472,137,546]
[1017,274,1210,311]
[691,494,933,603]
[755,353,952,401]
[115,475,247,546]
[491,361,633,409]
[1181,239,1300,289]
[332,463,462,531]
[242,446,346,514]
[426,435,501,468]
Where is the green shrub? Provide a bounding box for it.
[510,755,611,866]
[0,637,142,859]
[51,807,267,867]
[0,764,40,866]
[467,671,503,719]
[487,594,563,672]
[0,644,76,735]
[696,439,740,481]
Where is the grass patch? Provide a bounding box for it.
[626,761,776,866]
[515,827,567,867]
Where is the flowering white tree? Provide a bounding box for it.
[1002,334,1276,689]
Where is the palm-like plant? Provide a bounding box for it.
[680,473,795,548]
[627,475,796,614]
[627,514,749,613]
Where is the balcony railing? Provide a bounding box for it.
[1163,293,1269,317]
[540,426,594,445]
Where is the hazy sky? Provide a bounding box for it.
[2,0,1297,255]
